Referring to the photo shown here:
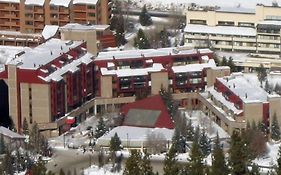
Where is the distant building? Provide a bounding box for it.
[185,4,281,54]
[199,72,281,134]
[0,38,95,137]
[0,0,111,33]
[121,95,174,129]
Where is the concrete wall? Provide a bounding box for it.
[206,67,230,87]
[243,102,263,125]
[100,75,112,98]
[269,96,281,128]
[61,30,98,56]
[151,72,169,95]
[20,83,30,127]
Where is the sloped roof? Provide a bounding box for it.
[0,126,25,139]
[121,95,174,129]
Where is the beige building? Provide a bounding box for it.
[185,4,281,54]
[0,0,111,33]
[199,72,281,134]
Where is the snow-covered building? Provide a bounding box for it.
[0,126,25,149]
[199,73,281,134]
[93,46,230,113]
[0,39,95,137]
[0,0,111,33]
[185,4,281,54]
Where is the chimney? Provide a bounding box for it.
[233,83,235,88]
[245,93,248,99]
[61,46,63,50]
[50,51,53,55]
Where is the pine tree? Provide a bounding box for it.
[229,131,249,175]
[123,150,142,175]
[98,150,105,168]
[159,29,171,48]
[31,157,47,175]
[163,147,180,175]
[257,64,267,87]
[139,5,152,26]
[115,14,127,46]
[110,133,122,152]
[272,113,281,141]
[159,86,178,119]
[221,56,228,66]
[110,15,118,30]
[258,120,267,135]
[94,117,107,139]
[0,134,6,154]
[134,29,151,49]
[172,128,186,153]
[141,150,154,175]
[2,148,14,175]
[199,129,211,157]
[22,117,29,135]
[193,126,200,144]
[276,145,281,175]
[211,134,228,175]
[67,170,72,175]
[265,80,271,93]
[249,164,260,175]
[186,119,194,141]
[187,137,205,175]
[29,122,40,152]
[228,57,236,72]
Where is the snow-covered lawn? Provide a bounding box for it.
[84,165,123,175]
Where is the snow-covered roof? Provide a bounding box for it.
[0,30,41,37]
[73,0,98,5]
[50,0,71,7]
[172,59,216,73]
[0,126,25,139]
[218,73,269,103]
[184,24,256,37]
[97,126,174,147]
[101,63,164,77]
[42,25,59,40]
[9,39,83,70]
[96,47,212,61]
[0,46,31,64]
[25,0,45,6]
[0,0,19,3]
[39,52,93,82]
[60,23,110,31]
[216,6,255,14]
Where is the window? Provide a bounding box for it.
[88,13,95,17]
[88,5,95,9]
[50,5,58,10]
[25,21,33,25]
[217,21,234,26]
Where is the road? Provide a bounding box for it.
[46,148,166,174]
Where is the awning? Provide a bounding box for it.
[66,116,75,125]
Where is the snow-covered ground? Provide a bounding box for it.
[84,165,123,175]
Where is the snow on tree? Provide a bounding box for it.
[110,133,122,152]
[134,29,151,49]
[271,113,281,141]
[159,29,171,48]
[123,150,142,175]
[187,135,205,175]
[22,117,29,135]
[199,129,211,157]
[139,5,152,26]
[141,150,154,175]
[172,127,186,153]
[186,119,194,141]
[163,147,180,175]
[276,145,281,174]
[94,117,108,139]
[159,86,178,119]
[2,148,14,175]
[210,133,228,175]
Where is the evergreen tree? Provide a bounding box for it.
[29,122,41,152]
[229,131,249,175]
[139,5,152,26]
[67,170,72,175]
[199,129,211,157]
[22,117,29,135]
[211,134,228,175]
[228,57,236,72]
[31,157,47,175]
[110,15,118,30]
[172,128,186,153]
[59,169,66,175]
[94,117,107,139]
[159,29,171,48]
[115,14,127,46]
[2,148,14,175]
[276,145,281,175]
[193,126,200,144]
[275,83,281,95]
[272,113,281,141]
[163,147,180,175]
[98,150,105,168]
[221,56,228,66]
[141,150,154,175]
[134,29,151,49]
[186,119,194,141]
[265,80,271,93]
[123,150,142,175]
[249,164,260,175]
[0,134,6,154]
[258,121,268,135]
[187,137,205,175]
[159,86,178,119]
[110,133,122,152]
[257,64,267,87]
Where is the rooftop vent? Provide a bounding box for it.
[50,51,53,55]
[245,93,248,99]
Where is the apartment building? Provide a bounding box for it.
[185,4,281,54]
[94,47,230,112]
[0,38,95,136]
[0,0,111,33]
[199,73,281,134]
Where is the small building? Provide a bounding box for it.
[0,126,25,149]
[121,95,174,129]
